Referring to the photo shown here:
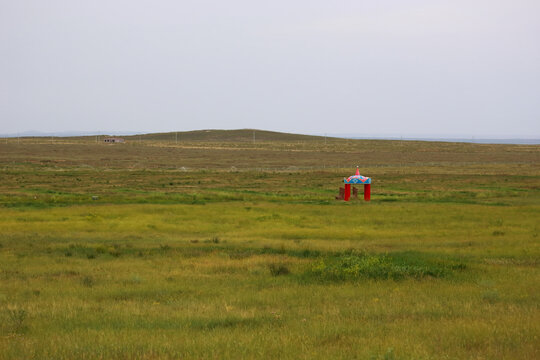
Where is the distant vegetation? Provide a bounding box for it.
[0,130,538,359]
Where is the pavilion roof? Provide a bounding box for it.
[344,167,371,184]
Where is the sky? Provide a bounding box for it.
[1,0,539,138]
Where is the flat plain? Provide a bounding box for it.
[0,130,539,359]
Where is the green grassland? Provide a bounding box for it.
[0,131,539,359]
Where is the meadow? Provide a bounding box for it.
[0,130,539,359]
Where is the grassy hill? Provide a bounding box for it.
[38,129,326,142]
[123,129,326,142]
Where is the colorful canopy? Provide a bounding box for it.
[344,167,371,184]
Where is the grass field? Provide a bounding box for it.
[1,130,539,359]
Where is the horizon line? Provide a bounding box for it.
[1,129,539,144]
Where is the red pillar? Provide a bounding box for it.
[364,184,371,201]
[344,184,351,201]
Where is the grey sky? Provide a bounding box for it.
[1,0,539,137]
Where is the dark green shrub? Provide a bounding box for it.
[109,249,121,257]
[269,263,290,276]
[82,276,94,287]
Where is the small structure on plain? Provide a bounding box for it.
[342,167,371,201]
[103,137,125,143]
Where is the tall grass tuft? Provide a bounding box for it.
[7,308,27,334]
[268,263,290,276]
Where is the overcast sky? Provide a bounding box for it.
[1,1,539,138]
